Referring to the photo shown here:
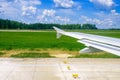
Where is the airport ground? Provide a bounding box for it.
[0,58,120,80]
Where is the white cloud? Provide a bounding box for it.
[0,0,41,22]
[55,16,70,23]
[43,9,56,17]
[14,0,41,6]
[22,6,37,16]
[37,9,56,22]
[38,9,56,20]
[37,9,70,23]
[0,0,21,19]
[80,10,120,29]
[89,0,114,8]
[80,15,111,29]
[16,0,41,16]
[81,15,102,25]
[110,9,119,16]
[53,0,74,8]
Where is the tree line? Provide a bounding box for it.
[0,19,98,30]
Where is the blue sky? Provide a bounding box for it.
[0,0,120,29]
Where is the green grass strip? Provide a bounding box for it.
[71,53,120,58]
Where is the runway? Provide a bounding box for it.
[0,58,120,80]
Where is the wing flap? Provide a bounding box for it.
[78,39,120,56]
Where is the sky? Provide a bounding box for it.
[0,0,120,29]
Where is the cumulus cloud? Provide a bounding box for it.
[55,16,70,23]
[43,9,56,17]
[0,0,41,22]
[89,0,115,8]
[37,9,56,22]
[0,0,21,19]
[0,1,12,12]
[0,0,41,14]
[81,15,102,25]
[80,15,112,28]
[80,10,120,29]
[53,0,74,8]
[38,9,56,20]
[110,9,119,16]
[37,9,70,23]
[14,0,41,6]
[22,6,37,16]
[18,0,41,17]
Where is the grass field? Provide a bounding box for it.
[0,31,84,50]
[0,30,120,58]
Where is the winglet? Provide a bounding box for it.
[53,26,65,33]
[53,26,65,39]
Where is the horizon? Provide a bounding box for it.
[0,0,120,29]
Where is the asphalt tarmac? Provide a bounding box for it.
[0,58,120,80]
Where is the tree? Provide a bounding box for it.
[0,19,98,30]
[82,24,97,29]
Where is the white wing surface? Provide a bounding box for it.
[53,26,120,56]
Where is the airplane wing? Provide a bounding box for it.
[53,26,120,56]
